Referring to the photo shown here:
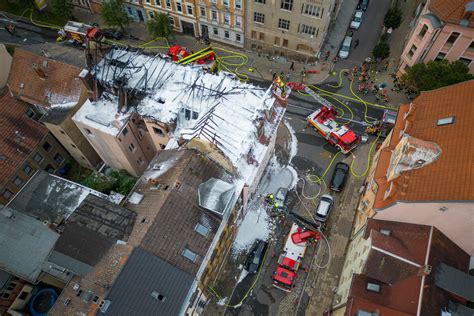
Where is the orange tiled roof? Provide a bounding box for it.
[7,49,84,107]
[429,0,474,27]
[373,80,474,209]
[0,90,48,187]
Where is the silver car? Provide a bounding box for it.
[350,10,363,29]
[338,36,352,59]
[315,194,334,222]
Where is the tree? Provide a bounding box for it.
[100,0,129,31]
[384,6,402,29]
[51,0,72,20]
[146,12,173,39]
[400,60,473,93]
[372,41,390,60]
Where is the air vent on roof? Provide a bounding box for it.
[63,298,71,306]
[439,206,448,212]
[128,192,144,204]
[151,291,166,301]
[152,164,162,170]
[99,300,111,313]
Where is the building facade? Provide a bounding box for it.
[196,0,244,47]
[123,0,147,22]
[353,80,474,255]
[142,0,200,36]
[245,0,335,59]
[398,0,474,76]
[0,92,71,205]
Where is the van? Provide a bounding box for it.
[314,194,334,222]
[338,36,352,59]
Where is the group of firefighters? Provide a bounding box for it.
[265,193,280,211]
[347,62,390,103]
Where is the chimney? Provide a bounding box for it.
[79,69,98,101]
[417,264,432,277]
[31,63,47,80]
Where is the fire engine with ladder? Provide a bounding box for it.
[304,87,359,154]
[272,223,320,292]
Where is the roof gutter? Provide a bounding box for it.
[416,226,434,316]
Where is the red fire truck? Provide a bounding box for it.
[304,87,359,154]
[272,223,320,292]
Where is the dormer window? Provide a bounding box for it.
[436,116,455,126]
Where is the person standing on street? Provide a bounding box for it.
[290,61,295,71]
[354,39,360,48]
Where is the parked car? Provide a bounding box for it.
[330,162,350,192]
[314,194,334,222]
[350,10,363,29]
[357,0,369,11]
[101,28,124,40]
[244,240,268,273]
[338,36,352,59]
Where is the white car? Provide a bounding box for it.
[314,194,334,222]
[338,36,352,59]
[350,10,363,29]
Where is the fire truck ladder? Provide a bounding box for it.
[304,86,335,110]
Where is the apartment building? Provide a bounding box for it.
[142,0,199,36]
[123,0,147,22]
[0,91,71,205]
[332,219,472,316]
[196,0,244,47]
[398,0,474,76]
[245,0,335,59]
[354,80,474,255]
[7,49,102,169]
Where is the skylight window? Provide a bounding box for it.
[182,248,197,262]
[195,223,209,237]
[366,282,381,292]
[436,116,455,126]
[379,229,391,236]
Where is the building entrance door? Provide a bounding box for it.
[181,21,195,36]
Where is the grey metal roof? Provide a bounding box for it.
[198,178,235,217]
[40,105,72,125]
[7,171,107,222]
[423,13,442,29]
[435,263,474,301]
[0,205,59,283]
[100,248,194,316]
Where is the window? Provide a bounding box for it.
[280,0,293,11]
[225,30,229,38]
[18,291,28,300]
[166,0,171,8]
[458,57,472,66]
[71,144,77,148]
[42,142,52,152]
[211,10,217,21]
[435,52,446,60]
[13,177,23,187]
[84,128,92,135]
[303,4,320,17]
[2,189,13,200]
[176,1,182,12]
[282,38,288,47]
[235,0,241,9]
[468,41,474,52]
[255,0,265,4]
[366,282,380,292]
[379,229,391,236]
[251,30,257,39]
[446,32,460,45]
[235,15,242,28]
[437,116,455,126]
[137,157,144,165]
[195,223,209,236]
[153,127,164,136]
[223,0,229,6]
[259,32,265,40]
[122,127,128,136]
[182,248,198,262]
[418,24,428,38]
[187,5,193,15]
[33,152,43,163]
[54,153,64,164]
[60,130,66,135]
[200,6,206,17]
[299,24,316,36]
[129,143,135,152]
[23,164,33,175]
[254,12,265,23]
[45,164,55,173]
[407,44,417,58]
[26,107,35,118]
[168,16,174,25]
[274,36,280,45]
[278,18,290,30]
[224,13,230,25]
[236,33,241,42]
[213,27,218,35]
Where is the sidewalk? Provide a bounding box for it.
[73,9,331,83]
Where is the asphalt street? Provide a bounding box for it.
[0,16,57,45]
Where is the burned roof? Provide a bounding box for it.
[8,171,110,223]
[0,205,59,283]
[0,90,48,187]
[7,49,84,107]
[100,247,194,316]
